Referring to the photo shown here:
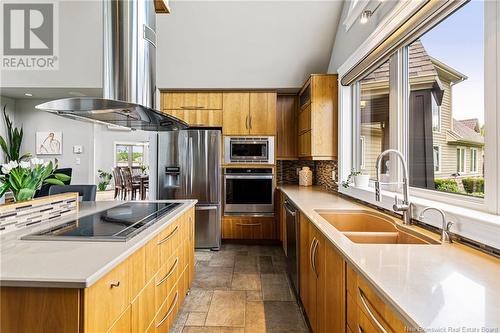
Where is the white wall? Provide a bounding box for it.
[156,1,342,89]
[327,0,398,74]
[0,0,102,89]
[0,96,16,163]
[13,99,95,184]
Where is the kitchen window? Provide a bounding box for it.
[114,142,149,168]
[337,0,499,247]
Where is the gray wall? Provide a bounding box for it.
[0,0,102,89]
[0,96,16,163]
[13,99,95,184]
[327,1,398,74]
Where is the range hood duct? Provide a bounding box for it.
[36,0,187,131]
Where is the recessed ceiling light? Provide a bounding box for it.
[24,93,33,97]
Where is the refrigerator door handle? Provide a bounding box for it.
[189,136,194,195]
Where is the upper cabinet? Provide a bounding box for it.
[223,92,277,136]
[297,74,338,160]
[161,92,223,127]
[276,95,298,159]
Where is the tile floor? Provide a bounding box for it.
[171,244,309,333]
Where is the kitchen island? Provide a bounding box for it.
[0,199,196,333]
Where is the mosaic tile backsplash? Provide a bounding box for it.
[277,160,338,192]
[0,193,78,234]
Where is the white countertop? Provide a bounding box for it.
[279,185,500,332]
[0,200,197,288]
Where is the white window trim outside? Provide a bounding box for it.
[457,147,466,174]
[337,0,500,249]
[433,145,441,173]
[470,148,479,173]
[360,136,366,170]
[432,97,441,133]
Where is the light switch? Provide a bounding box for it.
[73,145,83,154]
[75,158,81,165]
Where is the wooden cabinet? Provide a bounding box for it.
[299,213,345,333]
[0,208,196,333]
[222,92,250,135]
[223,92,277,135]
[222,215,277,240]
[297,74,338,160]
[346,265,406,333]
[162,92,222,110]
[276,95,298,159]
[161,92,223,127]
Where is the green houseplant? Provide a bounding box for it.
[97,169,113,191]
[0,158,70,202]
[0,105,31,163]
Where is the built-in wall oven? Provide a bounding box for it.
[224,136,275,164]
[224,168,274,215]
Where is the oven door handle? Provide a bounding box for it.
[224,175,274,179]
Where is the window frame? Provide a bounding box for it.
[433,145,441,173]
[337,0,500,248]
[457,147,466,174]
[470,148,478,173]
[113,141,149,169]
[431,95,441,133]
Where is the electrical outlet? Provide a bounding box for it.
[332,170,336,181]
[75,158,81,165]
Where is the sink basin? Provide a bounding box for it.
[315,209,437,245]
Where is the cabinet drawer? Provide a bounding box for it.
[131,278,156,333]
[84,260,130,333]
[164,109,222,127]
[157,220,181,267]
[145,237,159,282]
[222,216,277,240]
[298,131,311,157]
[347,265,406,333]
[298,104,311,134]
[155,251,180,311]
[107,306,131,333]
[162,92,222,110]
[154,284,180,333]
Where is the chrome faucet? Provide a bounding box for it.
[374,149,412,225]
[419,207,453,243]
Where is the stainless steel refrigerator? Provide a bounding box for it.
[157,130,221,250]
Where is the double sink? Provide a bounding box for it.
[315,209,439,245]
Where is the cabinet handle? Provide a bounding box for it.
[358,287,389,333]
[109,281,120,288]
[312,239,319,277]
[236,223,262,226]
[245,115,249,129]
[157,225,179,245]
[358,326,364,333]
[156,291,179,328]
[249,115,252,129]
[156,257,179,286]
[309,238,316,273]
[180,106,204,109]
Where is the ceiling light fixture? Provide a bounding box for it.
[24,93,33,97]
[360,10,372,24]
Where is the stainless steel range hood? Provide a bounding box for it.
[36,0,187,131]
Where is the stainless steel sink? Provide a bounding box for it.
[315,209,438,245]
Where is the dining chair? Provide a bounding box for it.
[112,167,125,200]
[120,167,140,200]
[49,185,97,202]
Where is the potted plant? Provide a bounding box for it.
[342,169,370,189]
[97,169,113,191]
[0,158,70,202]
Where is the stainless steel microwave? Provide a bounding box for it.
[224,136,275,164]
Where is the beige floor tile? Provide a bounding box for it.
[246,291,263,302]
[183,327,245,333]
[244,301,266,333]
[234,255,259,273]
[182,289,214,312]
[205,290,246,327]
[193,270,233,290]
[260,301,307,333]
[231,273,261,291]
[186,312,207,326]
[261,274,294,301]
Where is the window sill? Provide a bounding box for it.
[339,185,500,250]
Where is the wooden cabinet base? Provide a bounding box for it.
[0,208,196,333]
[222,215,277,240]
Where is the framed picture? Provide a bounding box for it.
[36,131,62,155]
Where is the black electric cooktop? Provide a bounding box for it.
[22,202,181,242]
